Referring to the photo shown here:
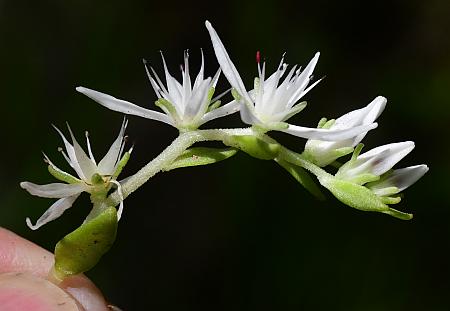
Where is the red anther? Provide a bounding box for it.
[256,51,261,64]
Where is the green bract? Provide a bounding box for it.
[164,147,237,170]
[227,135,280,160]
[277,159,325,200]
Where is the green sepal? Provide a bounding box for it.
[48,165,80,184]
[112,151,131,179]
[277,159,325,200]
[331,147,354,162]
[207,100,221,112]
[346,173,380,185]
[282,102,307,121]
[53,207,118,280]
[317,118,328,128]
[231,88,241,101]
[207,87,216,102]
[164,147,238,171]
[155,98,179,122]
[382,207,413,220]
[322,119,335,129]
[227,135,280,160]
[318,175,412,220]
[380,196,402,205]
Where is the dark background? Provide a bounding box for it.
[1,0,449,310]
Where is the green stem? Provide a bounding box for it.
[277,146,332,179]
[104,127,254,208]
[102,127,328,210]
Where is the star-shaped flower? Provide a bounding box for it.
[21,120,131,230]
[76,51,240,131]
[205,21,377,141]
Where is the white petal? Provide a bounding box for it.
[98,119,128,175]
[192,49,205,90]
[26,194,80,230]
[205,21,253,105]
[160,52,183,108]
[333,96,386,131]
[66,124,98,180]
[201,100,240,124]
[282,122,378,140]
[240,101,262,125]
[286,52,320,107]
[358,141,415,176]
[76,87,173,125]
[52,125,87,180]
[185,78,211,120]
[370,164,429,196]
[20,182,85,198]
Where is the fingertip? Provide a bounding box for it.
[0,272,81,311]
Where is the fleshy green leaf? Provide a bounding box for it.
[228,135,280,160]
[164,147,238,171]
[53,207,118,280]
[276,159,325,200]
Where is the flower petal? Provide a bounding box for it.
[358,141,415,176]
[98,118,128,175]
[333,96,386,131]
[205,21,253,105]
[282,122,378,140]
[201,100,240,124]
[286,52,320,107]
[76,87,173,125]
[20,182,85,198]
[370,164,429,195]
[52,125,87,180]
[26,194,80,230]
[185,78,211,121]
[66,123,98,180]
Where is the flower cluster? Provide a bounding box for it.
[22,21,428,230]
[20,20,428,278]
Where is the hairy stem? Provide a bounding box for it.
[104,127,254,207]
[277,146,332,179]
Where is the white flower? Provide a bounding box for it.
[76,51,240,131]
[367,165,429,197]
[21,120,130,230]
[304,96,386,166]
[205,21,377,140]
[336,141,416,185]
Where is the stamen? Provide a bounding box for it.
[85,131,97,165]
[110,180,124,220]
[143,59,163,99]
[117,135,128,162]
[211,87,231,103]
[58,147,74,168]
[256,51,261,64]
